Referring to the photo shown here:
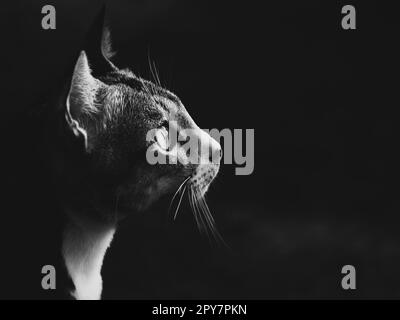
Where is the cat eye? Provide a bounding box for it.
[154,127,169,150]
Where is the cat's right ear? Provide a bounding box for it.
[83,5,116,77]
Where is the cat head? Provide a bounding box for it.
[55,8,222,221]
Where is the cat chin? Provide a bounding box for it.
[189,163,220,195]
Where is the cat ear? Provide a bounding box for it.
[63,6,114,151]
[68,51,100,118]
[83,5,116,77]
[65,51,102,151]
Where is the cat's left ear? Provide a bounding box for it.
[65,51,103,151]
[62,6,113,152]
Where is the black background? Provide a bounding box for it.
[0,0,399,299]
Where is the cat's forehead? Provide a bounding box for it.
[101,70,177,98]
[101,70,177,102]
[100,69,193,124]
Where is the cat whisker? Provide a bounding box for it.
[193,188,214,243]
[147,51,155,83]
[152,60,162,87]
[198,193,224,245]
[191,187,230,250]
[168,176,191,218]
[187,187,208,240]
[189,187,204,234]
[147,53,161,87]
[173,184,187,220]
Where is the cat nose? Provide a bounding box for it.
[209,138,222,164]
[198,129,222,164]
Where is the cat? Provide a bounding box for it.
[42,8,223,300]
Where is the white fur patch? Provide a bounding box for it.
[62,216,115,300]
